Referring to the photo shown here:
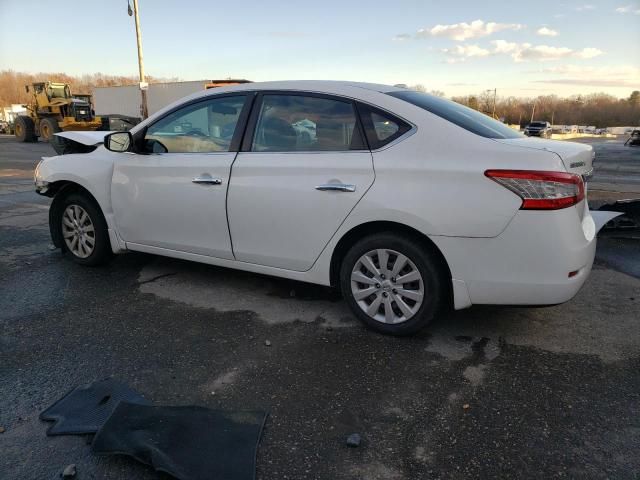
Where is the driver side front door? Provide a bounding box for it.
[111,94,250,259]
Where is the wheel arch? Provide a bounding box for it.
[48,181,104,248]
[328,220,453,307]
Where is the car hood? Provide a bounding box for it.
[494,137,594,176]
[55,131,114,145]
[52,131,115,155]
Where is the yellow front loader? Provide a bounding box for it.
[14,82,103,142]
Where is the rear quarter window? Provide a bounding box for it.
[357,103,412,149]
[388,90,522,140]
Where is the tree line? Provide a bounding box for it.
[0,70,176,108]
[1,71,638,127]
[412,85,639,128]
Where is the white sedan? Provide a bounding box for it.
[34,81,614,335]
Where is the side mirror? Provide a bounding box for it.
[104,131,133,152]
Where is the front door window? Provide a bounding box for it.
[144,95,247,153]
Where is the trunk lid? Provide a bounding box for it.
[494,138,594,177]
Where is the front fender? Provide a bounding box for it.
[36,150,116,228]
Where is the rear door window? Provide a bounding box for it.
[250,94,365,152]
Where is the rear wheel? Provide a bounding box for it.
[55,193,113,266]
[340,233,445,336]
[14,115,36,142]
[39,117,61,142]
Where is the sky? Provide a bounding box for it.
[0,0,638,98]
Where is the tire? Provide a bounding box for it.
[54,192,113,266]
[15,115,36,142]
[39,117,61,142]
[340,232,446,336]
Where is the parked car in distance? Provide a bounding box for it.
[35,81,609,335]
[524,121,552,138]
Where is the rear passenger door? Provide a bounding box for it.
[227,92,374,271]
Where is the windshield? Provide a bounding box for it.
[48,84,70,99]
[388,90,522,139]
[529,122,547,127]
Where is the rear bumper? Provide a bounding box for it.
[432,203,597,308]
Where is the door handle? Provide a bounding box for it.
[192,176,222,185]
[315,184,356,192]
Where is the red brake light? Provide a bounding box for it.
[485,170,585,210]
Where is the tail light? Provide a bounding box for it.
[485,170,585,210]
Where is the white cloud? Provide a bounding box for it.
[531,64,640,87]
[492,40,519,54]
[614,4,640,13]
[515,45,573,61]
[490,40,603,62]
[392,33,412,41]
[575,47,605,59]
[439,39,605,63]
[536,27,559,36]
[539,65,637,75]
[575,4,595,11]
[442,44,491,58]
[417,19,524,41]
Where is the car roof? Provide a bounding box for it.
[184,80,405,101]
[134,80,410,133]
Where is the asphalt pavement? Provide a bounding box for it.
[1,135,639,479]
[573,136,640,194]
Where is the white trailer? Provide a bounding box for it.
[93,80,210,119]
[93,79,250,119]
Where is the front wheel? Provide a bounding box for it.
[55,193,113,266]
[340,233,446,336]
[15,115,36,142]
[39,117,61,142]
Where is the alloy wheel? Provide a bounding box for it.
[350,249,424,324]
[62,204,96,258]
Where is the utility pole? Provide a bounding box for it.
[530,102,536,123]
[129,0,148,119]
[492,88,497,118]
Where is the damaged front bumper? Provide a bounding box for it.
[34,159,51,195]
[35,179,50,194]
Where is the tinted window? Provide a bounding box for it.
[145,95,246,153]
[358,104,412,149]
[529,122,547,127]
[252,94,364,152]
[372,112,400,141]
[388,90,522,139]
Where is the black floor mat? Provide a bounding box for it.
[40,378,150,435]
[91,402,267,480]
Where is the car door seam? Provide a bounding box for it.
[226,93,258,260]
[225,152,240,259]
[303,150,377,273]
